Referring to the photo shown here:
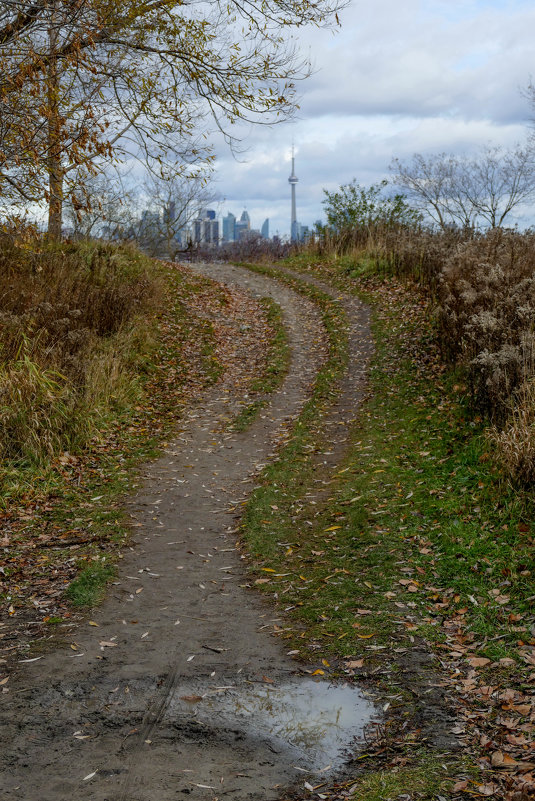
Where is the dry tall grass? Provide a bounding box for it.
[0,236,161,464]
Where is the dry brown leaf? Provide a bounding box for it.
[476,783,499,796]
[468,656,491,668]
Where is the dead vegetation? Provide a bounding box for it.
[0,235,161,464]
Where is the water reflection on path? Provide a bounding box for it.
[172,679,375,772]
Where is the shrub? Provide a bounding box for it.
[438,229,535,418]
[489,380,535,485]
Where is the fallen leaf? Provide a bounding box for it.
[476,783,498,796]
[468,656,491,668]
[345,659,364,669]
[99,641,118,648]
[180,695,203,703]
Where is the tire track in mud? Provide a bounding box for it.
[0,264,375,801]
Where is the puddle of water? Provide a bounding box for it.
[171,679,375,772]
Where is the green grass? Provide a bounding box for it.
[346,756,453,801]
[232,296,289,431]
[65,562,116,607]
[237,257,535,792]
[255,255,535,666]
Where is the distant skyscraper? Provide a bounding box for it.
[163,200,176,226]
[192,218,203,244]
[261,218,269,239]
[235,220,249,241]
[288,146,298,242]
[240,209,250,229]
[223,212,236,242]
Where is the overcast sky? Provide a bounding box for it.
[212,0,535,237]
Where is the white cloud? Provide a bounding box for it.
[211,0,535,236]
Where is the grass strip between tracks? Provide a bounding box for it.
[231,296,290,432]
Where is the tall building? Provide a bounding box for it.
[210,219,219,246]
[163,201,176,226]
[222,212,236,242]
[235,221,248,241]
[192,218,203,244]
[261,218,269,239]
[288,146,298,242]
[239,209,250,229]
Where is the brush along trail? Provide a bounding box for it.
[1,263,377,801]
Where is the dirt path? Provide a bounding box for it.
[1,264,375,801]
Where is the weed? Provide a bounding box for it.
[65,562,115,607]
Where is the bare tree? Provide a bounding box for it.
[63,171,137,240]
[391,153,476,230]
[459,145,535,228]
[139,167,218,258]
[391,145,535,230]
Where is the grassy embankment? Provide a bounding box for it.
[239,253,535,798]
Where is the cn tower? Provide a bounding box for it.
[288,145,298,242]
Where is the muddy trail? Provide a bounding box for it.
[1,264,375,801]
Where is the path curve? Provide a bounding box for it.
[1,264,374,801]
